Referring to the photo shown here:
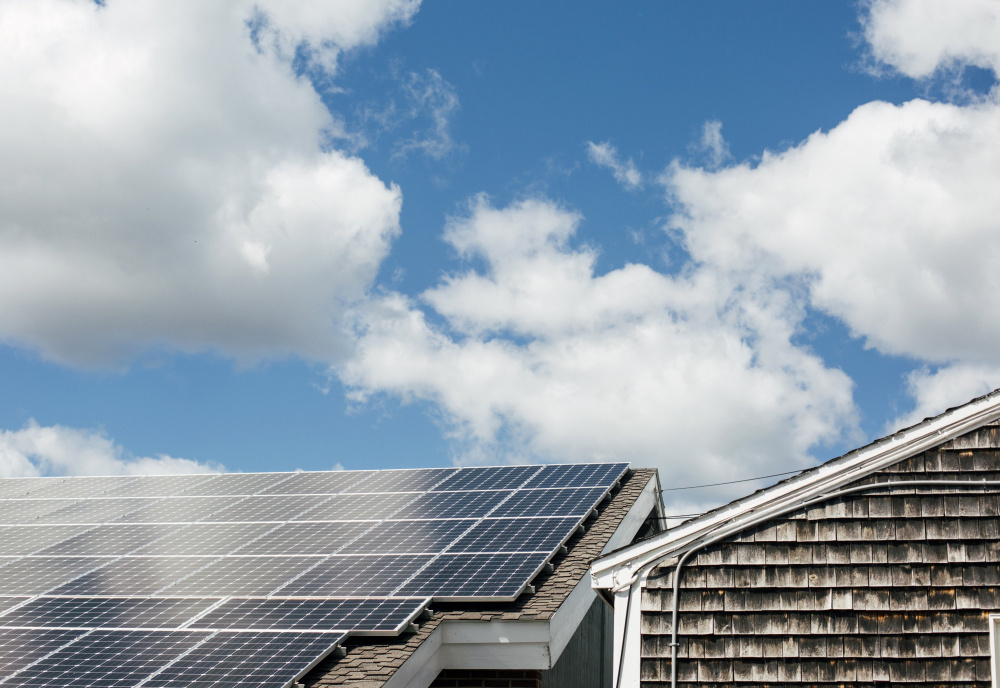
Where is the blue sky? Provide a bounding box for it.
[2,0,999,512]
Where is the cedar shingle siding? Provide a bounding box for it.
[641,421,1000,687]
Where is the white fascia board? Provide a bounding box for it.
[592,389,1000,589]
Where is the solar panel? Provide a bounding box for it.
[448,516,581,553]
[339,519,475,554]
[0,557,110,596]
[142,631,344,688]
[523,462,628,488]
[273,555,435,597]
[0,462,629,687]
[47,557,221,596]
[205,494,332,522]
[189,597,428,634]
[33,498,150,525]
[0,628,87,680]
[0,596,218,630]
[231,521,374,556]
[34,524,182,556]
[0,525,94,555]
[10,629,207,687]
[487,486,608,517]
[0,499,79,525]
[112,496,242,523]
[393,489,509,519]
[162,557,325,597]
[345,467,458,493]
[134,523,279,556]
[396,552,553,600]
[99,474,220,498]
[20,476,140,500]
[257,470,374,495]
[432,465,540,491]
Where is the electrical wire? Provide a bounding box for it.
[660,468,801,491]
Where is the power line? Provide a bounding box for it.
[660,468,802,492]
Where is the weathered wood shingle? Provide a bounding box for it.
[641,420,1000,687]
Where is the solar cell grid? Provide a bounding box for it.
[134,523,278,556]
[48,557,220,597]
[143,631,344,688]
[34,498,150,525]
[274,554,434,597]
[0,525,93,555]
[0,478,51,500]
[394,489,510,519]
[22,476,140,500]
[0,597,30,617]
[232,521,373,556]
[112,496,242,523]
[0,499,79,525]
[345,468,457,493]
[258,470,375,495]
[0,557,109,596]
[179,472,294,496]
[432,465,540,491]
[523,462,628,489]
[35,523,182,556]
[206,494,332,522]
[396,551,551,600]
[487,486,607,518]
[340,519,475,554]
[0,597,218,630]
[448,516,580,553]
[291,492,416,521]
[162,556,325,597]
[99,474,220,498]
[189,597,428,633]
[10,629,206,687]
[0,628,87,680]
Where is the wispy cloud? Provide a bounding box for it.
[585,141,643,190]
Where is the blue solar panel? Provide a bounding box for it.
[0,462,629,687]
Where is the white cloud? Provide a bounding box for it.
[341,197,857,506]
[864,0,1000,79]
[666,97,1000,364]
[695,120,732,168]
[586,141,643,190]
[888,363,1000,431]
[0,0,413,367]
[0,421,222,477]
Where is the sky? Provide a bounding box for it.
[2,0,1000,516]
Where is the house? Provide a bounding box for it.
[591,389,1000,687]
[0,463,661,688]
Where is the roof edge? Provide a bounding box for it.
[591,387,1000,585]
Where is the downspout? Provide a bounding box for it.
[646,479,1000,688]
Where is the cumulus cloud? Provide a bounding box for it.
[586,141,643,190]
[863,0,1000,79]
[666,97,1000,364]
[0,421,222,477]
[340,196,856,506]
[0,0,413,367]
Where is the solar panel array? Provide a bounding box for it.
[0,462,628,688]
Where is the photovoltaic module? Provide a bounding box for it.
[0,462,628,687]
